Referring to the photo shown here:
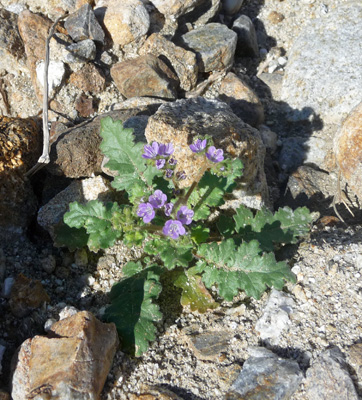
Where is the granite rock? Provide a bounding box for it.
[281,2,362,124]
[149,0,209,18]
[11,311,118,400]
[232,15,259,57]
[111,54,179,99]
[218,72,264,127]
[181,23,237,72]
[69,62,106,93]
[66,38,97,61]
[35,60,66,96]
[75,93,96,117]
[140,33,198,91]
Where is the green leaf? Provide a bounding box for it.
[144,238,193,270]
[173,269,218,313]
[63,200,122,251]
[196,239,295,301]
[53,224,89,251]
[191,225,210,244]
[99,117,162,195]
[123,261,143,277]
[234,205,316,251]
[104,266,162,356]
[216,215,235,238]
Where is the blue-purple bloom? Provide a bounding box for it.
[142,142,159,159]
[156,159,166,169]
[158,143,174,157]
[168,157,177,166]
[177,206,194,225]
[176,171,186,181]
[137,202,155,223]
[206,146,224,163]
[164,202,174,217]
[148,190,167,209]
[165,169,173,178]
[163,219,186,239]
[189,139,207,153]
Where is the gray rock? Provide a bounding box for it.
[222,0,244,15]
[304,347,359,400]
[227,346,303,399]
[255,289,296,345]
[181,23,237,72]
[64,3,105,44]
[232,15,259,57]
[184,329,232,359]
[178,0,222,29]
[66,39,96,61]
[278,137,305,173]
[281,2,362,124]
[149,0,209,18]
[111,54,179,99]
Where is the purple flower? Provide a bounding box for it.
[156,159,166,169]
[163,219,186,239]
[137,202,155,223]
[148,190,167,209]
[164,202,174,216]
[206,146,224,163]
[158,143,174,157]
[189,139,207,153]
[165,169,173,178]
[177,206,194,225]
[168,157,177,166]
[176,171,186,181]
[142,142,159,159]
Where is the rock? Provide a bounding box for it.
[48,109,153,177]
[232,15,259,57]
[281,2,362,124]
[348,343,362,381]
[185,329,232,360]
[149,0,209,18]
[35,60,66,96]
[278,137,305,173]
[66,38,97,61]
[179,0,221,29]
[0,344,5,374]
[11,311,118,400]
[95,0,150,47]
[69,62,106,93]
[17,10,52,103]
[268,11,285,24]
[0,9,27,74]
[222,0,244,15]
[227,347,303,399]
[111,55,179,99]
[259,125,277,153]
[144,97,267,200]
[37,175,114,238]
[64,3,105,44]
[0,390,10,400]
[140,33,198,91]
[334,101,362,200]
[181,23,237,72]
[129,385,183,400]
[9,274,50,318]
[304,347,359,400]
[75,93,96,117]
[0,116,41,234]
[218,72,264,127]
[112,96,167,112]
[255,289,295,345]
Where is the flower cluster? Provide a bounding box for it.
[142,141,177,178]
[189,139,224,163]
[137,189,194,239]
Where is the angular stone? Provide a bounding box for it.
[222,0,244,15]
[185,329,232,360]
[255,289,295,345]
[69,62,106,93]
[304,347,359,400]
[0,116,41,233]
[181,23,237,72]
[66,38,97,61]
[144,97,266,195]
[227,347,303,399]
[0,9,27,74]
[281,2,362,124]
[75,93,96,117]
[149,0,208,18]
[218,72,264,127]
[334,101,362,200]
[232,15,259,57]
[11,311,118,400]
[95,0,150,47]
[9,274,50,318]
[64,3,105,43]
[348,343,362,380]
[36,60,66,96]
[111,54,179,99]
[140,33,198,91]
[17,10,52,103]
[179,0,221,29]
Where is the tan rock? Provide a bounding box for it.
[11,311,119,400]
[149,0,208,18]
[140,33,198,91]
[95,0,150,47]
[334,101,362,200]
[9,274,50,318]
[17,10,52,104]
[69,62,106,94]
[111,54,179,99]
[219,72,264,127]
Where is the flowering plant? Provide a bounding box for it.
[56,117,316,356]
